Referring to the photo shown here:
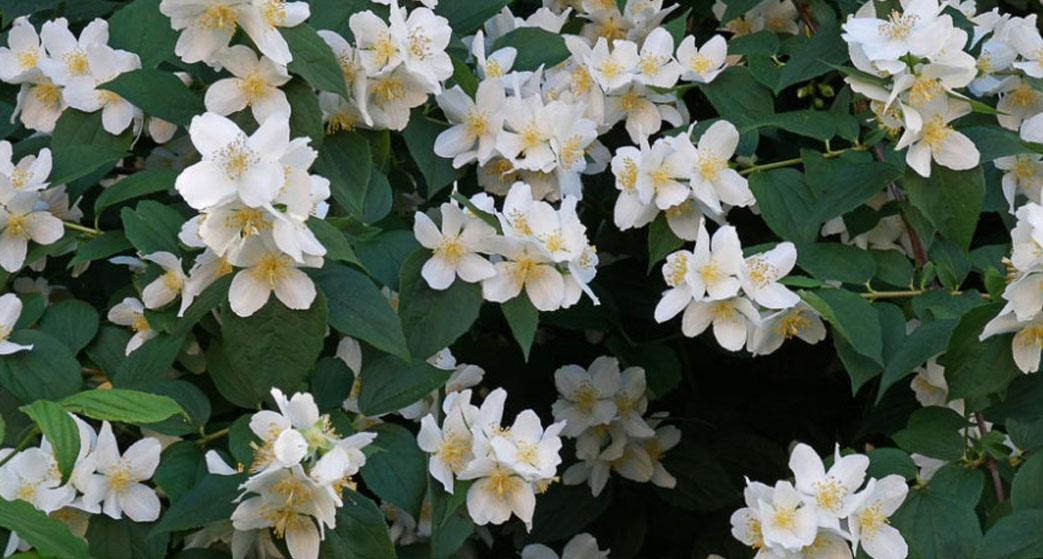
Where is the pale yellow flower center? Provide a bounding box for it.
[4,214,30,239]
[688,53,713,74]
[251,253,292,288]
[558,135,585,168]
[572,381,599,413]
[775,312,811,339]
[1015,324,1043,348]
[16,49,38,69]
[618,158,638,192]
[435,235,465,264]
[859,501,889,539]
[371,76,405,106]
[63,49,88,76]
[261,0,286,27]
[437,431,469,472]
[664,253,688,287]
[878,10,918,40]
[199,3,238,30]
[812,478,846,511]
[408,29,432,60]
[921,115,953,149]
[238,72,269,104]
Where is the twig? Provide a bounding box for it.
[975,412,1006,503]
[196,427,230,447]
[63,221,104,237]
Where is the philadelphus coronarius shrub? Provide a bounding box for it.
[0,0,1042,557]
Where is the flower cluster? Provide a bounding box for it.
[315,1,454,132]
[0,17,141,134]
[0,144,68,273]
[160,0,309,66]
[730,443,909,559]
[231,388,377,559]
[170,112,331,318]
[655,218,826,354]
[611,121,752,235]
[414,182,599,312]
[417,388,564,530]
[713,0,801,37]
[0,414,163,554]
[554,356,679,497]
[982,194,1043,373]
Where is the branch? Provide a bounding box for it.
[975,412,1006,504]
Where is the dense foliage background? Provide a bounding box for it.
[0,0,1041,558]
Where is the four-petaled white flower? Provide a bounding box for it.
[77,421,162,522]
[414,202,497,290]
[205,45,291,122]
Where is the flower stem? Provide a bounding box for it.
[196,426,230,447]
[976,412,1006,503]
[63,221,103,237]
[860,289,926,300]
[738,147,860,176]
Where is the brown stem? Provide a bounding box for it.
[798,0,820,34]
[975,412,1006,504]
[871,143,930,268]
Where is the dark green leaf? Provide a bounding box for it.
[107,0,177,68]
[893,406,967,460]
[68,232,132,267]
[19,399,79,483]
[312,263,410,360]
[397,250,483,359]
[930,463,984,506]
[647,214,683,272]
[100,69,204,126]
[313,131,374,218]
[1011,451,1043,511]
[501,296,538,361]
[94,169,178,216]
[801,288,884,365]
[975,509,1043,559]
[945,302,1021,402]
[38,299,99,353]
[0,330,82,403]
[402,112,461,198]
[307,218,359,265]
[151,473,247,534]
[492,28,569,72]
[891,490,982,559]
[0,497,93,559]
[120,201,185,255]
[357,355,451,416]
[360,423,427,519]
[282,24,352,99]
[796,242,876,284]
[60,388,185,424]
[285,77,324,147]
[904,165,985,251]
[878,319,956,401]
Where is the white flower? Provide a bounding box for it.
[205,45,291,122]
[238,0,310,65]
[609,145,657,231]
[232,466,335,559]
[683,120,754,213]
[77,421,162,522]
[748,302,827,356]
[418,396,476,493]
[632,28,681,88]
[310,431,377,486]
[458,457,536,530]
[740,242,800,309]
[612,365,655,438]
[0,17,45,83]
[0,293,31,354]
[490,410,565,482]
[0,145,53,202]
[389,3,453,94]
[107,297,155,355]
[497,94,557,172]
[551,357,621,437]
[841,0,949,62]
[350,9,402,75]
[730,479,772,551]
[1010,15,1043,78]
[758,480,818,551]
[655,219,744,324]
[177,249,235,316]
[981,310,1043,373]
[434,80,507,168]
[681,295,760,351]
[161,0,250,64]
[521,533,609,559]
[177,112,291,209]
[587,38,638,92]
[227,236,319,317]
[849,476,909,559]
[37,18,108,85]
[0,192,64,273]
[482,238,565,311]
[364,66,430,130]
[61,44,142,134]
[910,357,948,406]
[676,34,727,83]
[13,77,66,134]
[141,251,186,309]
[471,30,517,81]
[789,443,868,527]
[0,447,74,513]
[413,202,496,290]
[896,97,979,177]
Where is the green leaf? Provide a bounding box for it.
[353,229,421,290]
[0,330,82,403]
[878,319,956,401]
[945,302,1021,402]
[14,293,44,329]
[962,126,1041,162]
[86,516,167,559]
[774,30,847,92]
[493,28,570,72]
[284,77,324,147]
[137,379,210,436]
[930,236,971,290]
[872,248,915,288]
[647,214,683,272]
[313,131,374,218]
[19,399,80,483]
[746,110,837,141]
[0,497,94,559]
[866,447,918,480]
[307,218,359,265]
[94,169,178,216]
[699,67,774,154]
[929,463,984,506]
[359,423,427,519]
[311,264,410,360]
[120,200,185,255]
[801,288,884,365]
[282,24,352,100]
[428,480,474,559]
[402,112,461,198]
[605,338,682,400]
[357,355,451,416]
[501,296,538,361]
[68,232,132,267]
[802,149,902,226]
[100,69,204,126]
[107,0,177,68]
[318,491,395,559]
[60,388,185,424]
[904,165,985,251]
[1011,450,1043,511]
[975,509,1043,559]
[891,490,982,559]
[38,299,99,353]
[220,295,328,404]
[449,55,478,98]
[151,473,247,534]
[893,406,967,460]
[748,169,820,243]
[728,30,780,56]
[721,0,762,21]
[112,334,184,388]
[50,110,132,189]
[151,441,205,503]
[310,356,354,411]
[796,242,876,284]
[435,0,509,34]
[397,250,483,359]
